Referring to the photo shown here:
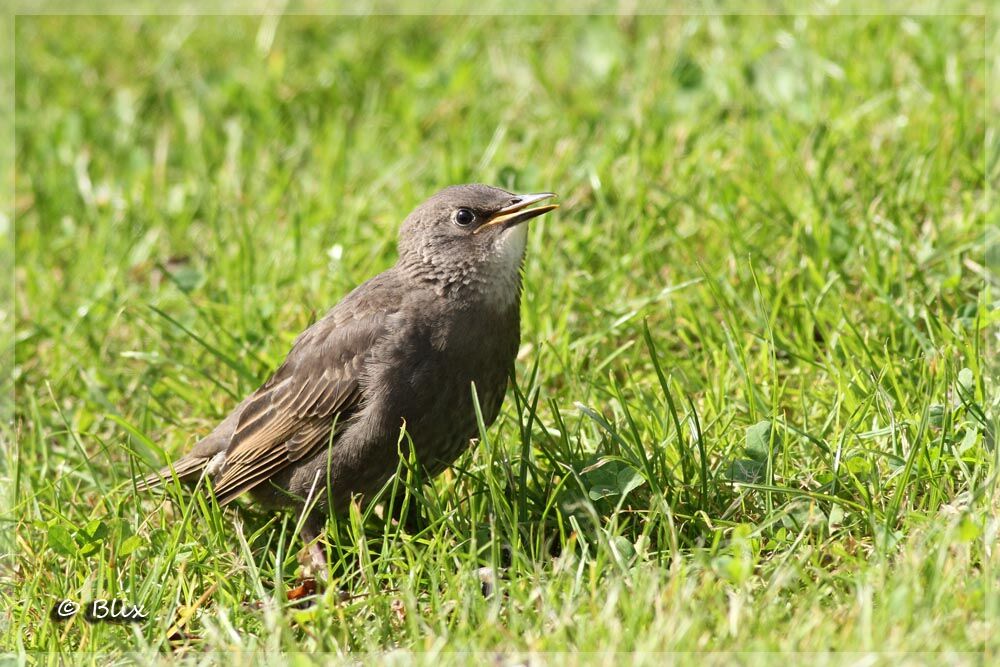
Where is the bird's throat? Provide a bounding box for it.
[479,224,528,309]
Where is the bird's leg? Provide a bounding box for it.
[297,516,329,583]
[294,518,354,605]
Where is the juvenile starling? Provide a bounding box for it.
[137,184,558,565]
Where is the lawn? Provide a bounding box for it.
[5,6,997,664]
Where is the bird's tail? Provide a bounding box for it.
[133,415,237,493]
[133,455,211,492]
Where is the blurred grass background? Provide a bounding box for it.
[6,7,997,662]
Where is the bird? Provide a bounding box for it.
[136,183,558,571]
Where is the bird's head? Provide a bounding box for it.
[397,184,558,302]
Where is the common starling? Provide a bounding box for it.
[137,184,558,567]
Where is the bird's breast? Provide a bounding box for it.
[363,302,519,452]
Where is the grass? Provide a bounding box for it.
[5,7,997,664]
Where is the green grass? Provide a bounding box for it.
[6,8,997,663]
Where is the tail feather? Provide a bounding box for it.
[136,408,242,491]
[135,399,245,494]
[134,455,210,492]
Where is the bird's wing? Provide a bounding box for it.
[210,297,392,506]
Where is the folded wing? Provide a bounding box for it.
[209,299,392,505]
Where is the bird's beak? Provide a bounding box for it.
[475,192,559,234]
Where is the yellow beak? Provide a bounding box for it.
[474,192,559,234]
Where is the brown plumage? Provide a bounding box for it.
[136,184,557,565]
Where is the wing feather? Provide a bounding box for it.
[208,294,393,505]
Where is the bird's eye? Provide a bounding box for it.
[453,208,475,227]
